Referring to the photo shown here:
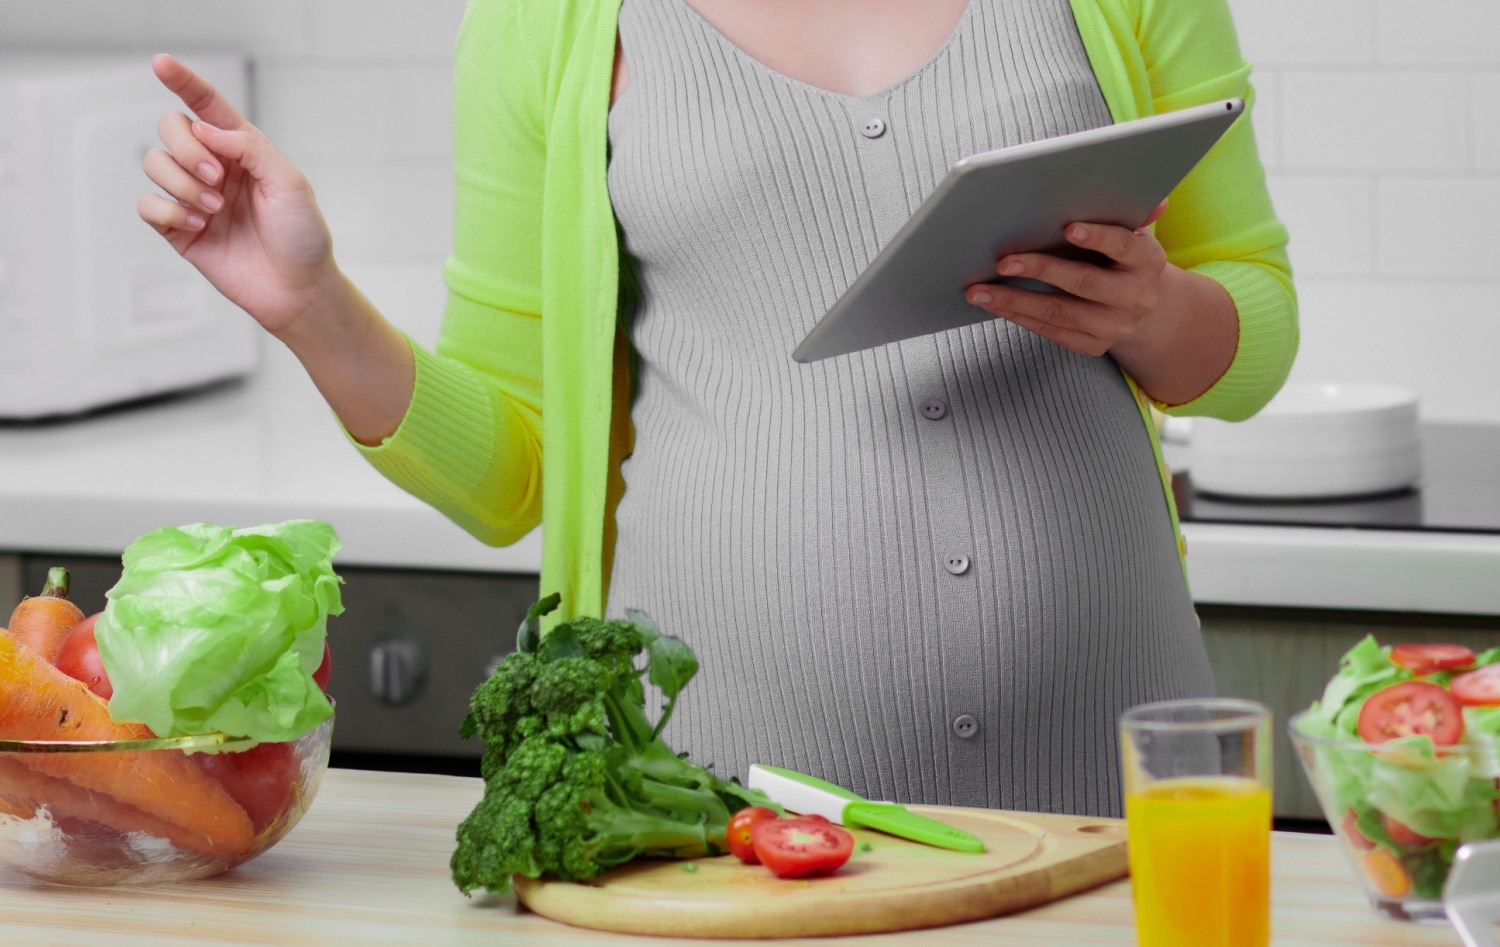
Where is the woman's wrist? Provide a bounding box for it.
[272,266,418,445]
[1109,265,1238,408]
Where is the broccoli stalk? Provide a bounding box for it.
[451,595,780,895]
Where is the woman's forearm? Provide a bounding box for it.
[1108,265,1239,408]
[272,269,417,446]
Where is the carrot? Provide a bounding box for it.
[1362,848,1411,898]
[0,634,255,855]
[7,567,86,662]
[0,757,237,854]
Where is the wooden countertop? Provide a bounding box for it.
[0,768,1467,946]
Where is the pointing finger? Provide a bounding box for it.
[151,53,246,130]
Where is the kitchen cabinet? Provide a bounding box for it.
[1199,603,1500,820]
[0,554,18,621]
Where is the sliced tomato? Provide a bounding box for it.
[1340,809,1376,851]
[750,815,855,879]
[1451,664,1500,707]
[52,614,112,700]
[1382,813,1436,848]
[1356,681,1465,745]
[726,806,780,864]
[1390,643,1476,676]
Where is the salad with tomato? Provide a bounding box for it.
[1293,636,1500,902]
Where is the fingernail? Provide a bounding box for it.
[201,191,223,211]
[198,162,219,184]
[1069,224,1089,240]
[1000,260,1023,276]
[970,289,992,306]
[185,213,206,230]
[192,120,220,136]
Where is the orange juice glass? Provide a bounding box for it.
[1121,698,1273,947]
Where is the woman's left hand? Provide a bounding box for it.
[965,200,1170,358]
[964,199,1240,406]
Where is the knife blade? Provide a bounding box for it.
[747,763,985,853]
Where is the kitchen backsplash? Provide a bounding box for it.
[1,0,1495,421]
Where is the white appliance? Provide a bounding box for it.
[0,54,259,419]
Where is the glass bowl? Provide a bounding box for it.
[0,713,332,885]
[1289,711,1500,923]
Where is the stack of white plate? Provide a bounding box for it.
[1186,383,1421,500]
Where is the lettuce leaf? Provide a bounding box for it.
[95,520,343,741]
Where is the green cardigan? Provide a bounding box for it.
[356,0,1298,624]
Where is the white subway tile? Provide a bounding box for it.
[257,64,452,163]
[387,66,453,159]
[1281,72,1467,171]
[1377,177,1500,278]
[1266,174,1374,277]
[340,262,449,347]
[1288,278,1500,423]
[304,162,452,265]
[144,1,311,58]
[308,0,468,61]
[1248,71,1281,171]
[1228,0,1374,66]
[1377,0,1500,65]
[257,66,391,161]
[0,1,146,49]
[1473,74,1500,170]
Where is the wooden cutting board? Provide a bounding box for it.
[514,806,1129,939]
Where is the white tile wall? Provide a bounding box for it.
[0,0,464,346]
[1233,0,1500,423]
[2,2,1497,419]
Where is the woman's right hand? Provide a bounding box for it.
[138,54,337,338]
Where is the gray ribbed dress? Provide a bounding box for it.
[604,0,1216,818]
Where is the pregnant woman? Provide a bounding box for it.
[138,0,1296,817]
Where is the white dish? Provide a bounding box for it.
[1186,383,1421,500]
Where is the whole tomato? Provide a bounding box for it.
[726,806,780,864]
[313,640,331,691]
[196,742,303,836]
[52,614,112,700]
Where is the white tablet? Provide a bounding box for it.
[791,98,1246,363]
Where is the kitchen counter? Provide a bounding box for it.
[2,343,1497,616]
[0,768,1465,946]
[0,345,540,574]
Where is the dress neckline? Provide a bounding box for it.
[670,0,977,106]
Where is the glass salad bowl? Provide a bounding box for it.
[0,713,333,886]
[1289,711,1500,923]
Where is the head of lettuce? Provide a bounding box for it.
[95,520,344,742]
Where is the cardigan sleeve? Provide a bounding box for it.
[349,0,547,546]
[1136,0,1299,420]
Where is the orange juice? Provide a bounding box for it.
[1126,776,1271,947]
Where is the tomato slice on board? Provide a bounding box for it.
[726,806,780,864]
[1451,664,1500,707]
[1356,681,1465,745]
[1389,643,1476,676]
[750,815,855,879]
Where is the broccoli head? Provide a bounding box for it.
[450,595,780,895]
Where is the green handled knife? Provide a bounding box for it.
[747,764,985,853]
